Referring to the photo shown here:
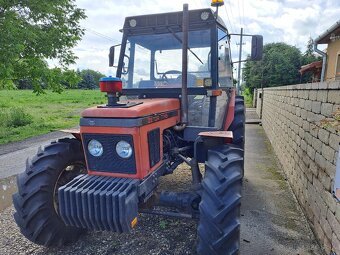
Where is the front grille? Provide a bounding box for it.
[83,134,136,174]
[148,128,160,168]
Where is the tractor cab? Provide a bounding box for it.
[110,8,234,129]
[117,8,233,89]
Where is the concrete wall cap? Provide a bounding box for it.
[262,81,340,91]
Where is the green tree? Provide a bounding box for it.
[300,37,322,83]
[0,0,86,93]
[78,69,105,88]
[78,71,96,90]
[304,37,314,57]
[243,43,303,93]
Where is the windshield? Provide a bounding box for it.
[121,29,211,89]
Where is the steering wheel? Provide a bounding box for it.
[161,70,182,82]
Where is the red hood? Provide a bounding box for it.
[81,98,180,118]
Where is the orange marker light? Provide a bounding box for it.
[131,217,138,228]
[207,89,223,97]
[211,0,224,7]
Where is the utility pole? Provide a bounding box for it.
[237,27,243,95]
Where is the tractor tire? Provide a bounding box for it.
[13,138,86,247]
[197,145,244,255]
[228,96,245,149]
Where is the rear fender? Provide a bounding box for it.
[194,131,234,163]
[223,89,236,130]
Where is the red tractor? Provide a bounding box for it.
[13,3,262,254]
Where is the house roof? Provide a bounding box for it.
[315,20,340,44]
[299,61,322,75]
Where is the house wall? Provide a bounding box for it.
[256,81,340,254]
[326,39,340,80]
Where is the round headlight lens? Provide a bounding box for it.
[88,139,103,157]
[116,141,133,159]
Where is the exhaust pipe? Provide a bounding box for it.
[174,4,189,131]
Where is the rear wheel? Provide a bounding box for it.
[13,138,86,247]
[197,145,244,255]
[228,96,245,149]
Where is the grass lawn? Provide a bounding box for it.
[0,90,104,145]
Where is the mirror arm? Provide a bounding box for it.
[229,33,254,37]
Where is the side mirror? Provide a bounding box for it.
[109,46,115,67]
[251,35,263,61]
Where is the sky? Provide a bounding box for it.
[68,0,340,78]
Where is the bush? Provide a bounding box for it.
[0,108,33,127]
[242,87,253,107]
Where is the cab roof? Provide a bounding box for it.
[123,8,228,34]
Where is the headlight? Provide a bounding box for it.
[88,139,103,157]
[116,140,133,159]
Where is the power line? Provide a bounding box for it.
[223,4,235,33]
[227,0,237,31]
[84,27,116,42]
[237,0,242,29]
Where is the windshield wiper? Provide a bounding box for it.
[168,27,204,65]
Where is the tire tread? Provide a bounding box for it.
[12,138,85,247]
[197,144,244,255]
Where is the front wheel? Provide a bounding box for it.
[197,145,244,255]
[13,138,86,247]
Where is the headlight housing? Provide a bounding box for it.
[116,140,133,159]
[88,139,103,157]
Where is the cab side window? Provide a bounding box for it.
[217,29,233,87]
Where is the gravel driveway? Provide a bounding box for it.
[0,165,197,255]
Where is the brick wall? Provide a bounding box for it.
[258,81,340,254]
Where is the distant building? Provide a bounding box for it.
[314,20,340,81]
[299,61,322,82]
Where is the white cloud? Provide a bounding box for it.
[61,0,340,78]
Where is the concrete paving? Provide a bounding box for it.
[0,131,71,210]
[245,108,261,124]
[0,131,71,179]
[240,122,322,254]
